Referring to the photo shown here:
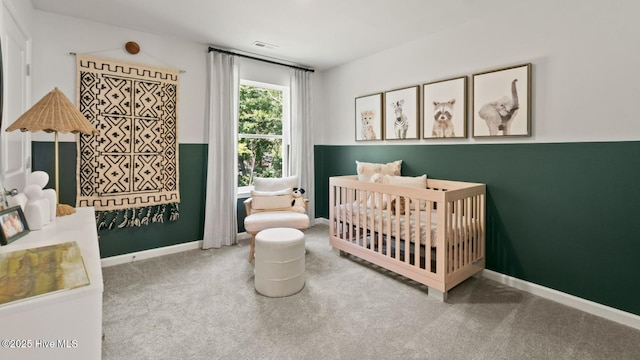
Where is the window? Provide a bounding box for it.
[237,80,290,195]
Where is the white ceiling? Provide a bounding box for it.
[31,0,512,71]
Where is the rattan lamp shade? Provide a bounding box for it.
[5,87,98,217]
[6,87,98,135]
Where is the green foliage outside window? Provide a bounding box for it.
[238,84,284,187]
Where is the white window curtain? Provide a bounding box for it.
[290,69,314,225]
[203,52,239,249]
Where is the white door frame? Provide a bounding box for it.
[0,0,31,200]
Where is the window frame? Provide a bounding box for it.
[237,79,290,197]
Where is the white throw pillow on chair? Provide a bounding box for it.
[250,188,293,211]
[254,175,298,192]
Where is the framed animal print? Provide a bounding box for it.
[423,76,467,139]
[472,63,532,138]
[384,85,420,140]
[355,93,383,141]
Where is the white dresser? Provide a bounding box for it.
[0,207,103,360]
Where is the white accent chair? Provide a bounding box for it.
[243,176,309,262]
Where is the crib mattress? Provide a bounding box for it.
[335,202,440,247]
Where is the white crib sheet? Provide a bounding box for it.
[335,202,439,247]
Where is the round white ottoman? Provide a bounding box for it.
[254,227,305,297]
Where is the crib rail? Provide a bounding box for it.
[329,175,485,294]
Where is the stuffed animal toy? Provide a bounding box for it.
[390,196,407,215]
[291,187,306,213]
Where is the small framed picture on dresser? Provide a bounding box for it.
[0,206,29,246]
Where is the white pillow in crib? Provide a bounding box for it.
[254,175,298,192]
[384,174,428,210]
[384,174,427,188]
[355,160,402,182]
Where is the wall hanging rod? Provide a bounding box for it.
[69,52,186,73]
[208,46,314,73]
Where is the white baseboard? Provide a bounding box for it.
[314,217,329,225]
[101,233,254,267]
[482,269,640,331]
[101,240,203,267]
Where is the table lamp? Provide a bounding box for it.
[5,87,98,216]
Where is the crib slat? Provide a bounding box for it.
[464,197,474,264]
[345,188,353,242]
[370,192,383,251]
[353,189,357,246]
[368,191,373,250]
[453,200,459,272]
[445,202,455,274]
[457,198,463,269]
[460,199,464,269]
[330,184,336,237]
[385,196,392,258]
[451,200,456,272]
[394,197,400,261]
[452,200,458,271]
[376,192,383,255]
[468,196,474,261]
[480,194,485,259]
[471,195,476,260]
[404,198,410,264]
[426,201,432,272]
[476,195,481,260]
[463,198,469,266]
[365,190,371,248]
[463,198,468,266]
[412,199,420,268]
[478,193,487,258]
[337,186,342,238]
[371,191,378,250]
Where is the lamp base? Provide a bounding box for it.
[56,203,76,217]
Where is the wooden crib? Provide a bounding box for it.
[329,175,486,300]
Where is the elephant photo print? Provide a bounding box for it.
[472,63,531,137]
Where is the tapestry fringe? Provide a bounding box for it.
[169,203,179,221]
[95,203,180,231]
[96,211,107,231]
[141,207,151,226]
[117,209,129,229]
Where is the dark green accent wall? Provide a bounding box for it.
[32,142,208,258]
[32,140,640,316]
[314,142,640,316]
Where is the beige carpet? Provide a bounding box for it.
[102,224,640,359]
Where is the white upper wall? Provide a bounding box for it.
[31,10,208,143]
[30,2,639,147]
[317,1,640,145]
[3,0,33,34]
[30,10,323,144]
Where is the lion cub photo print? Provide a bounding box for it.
[384,85,419,140]
[423,76,467,139]
[354,93,383,141]
[473,63,531,137]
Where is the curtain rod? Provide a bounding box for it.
[208,47,314,73]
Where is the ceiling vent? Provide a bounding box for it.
[252,41,279,50]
